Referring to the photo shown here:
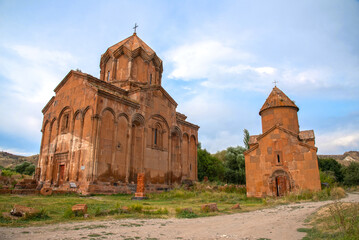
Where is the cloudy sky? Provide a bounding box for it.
[0,0,358,156]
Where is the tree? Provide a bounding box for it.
[243,129,250,150]
[197,143,225,182]
[23,164,35,175]
[223,146,246,184]
[343,162,359,186]
[14,161,35,175]
[317,158,344,182]
[212,150,226,162]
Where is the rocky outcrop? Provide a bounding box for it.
[318,151,359,166]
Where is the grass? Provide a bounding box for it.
[298,201,359,239]
[0,183,347,227]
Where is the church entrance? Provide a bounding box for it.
[275,175,288,196]
[270,169,292,197]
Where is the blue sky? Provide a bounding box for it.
[0,0,358,155]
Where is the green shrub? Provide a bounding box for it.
[14,162,35,176]
[94,206,109,216]
[198,145,225,182]
[63,207,74,219]
[129,204,143,213]
[319,170,337,186]
[24,208,50,220]
[1,169,17,177]
[343,162,359,186]
[175,208,198,218]
[144,207,169,215]
[318,158,344,182]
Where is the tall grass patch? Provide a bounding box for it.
[300,202,359,239]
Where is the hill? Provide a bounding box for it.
[318,151,359,166]
[0,151,38,168]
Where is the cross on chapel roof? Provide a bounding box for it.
[273,80,278,87]
[133,23,138,34]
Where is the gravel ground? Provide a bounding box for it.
[1,193,358,240]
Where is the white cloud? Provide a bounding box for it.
[165,40,255,80]
[316,129,359,155]
[165,39,359,98]
[10,45,74,68]
[201,130,243,153]
[0,44,76,142]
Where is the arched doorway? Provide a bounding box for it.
[270,169,292,197]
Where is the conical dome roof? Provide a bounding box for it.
[259,87,299,115]
[108,33,156,56]
[100,33,162,70]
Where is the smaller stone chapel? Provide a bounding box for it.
[36,33,199,194]
[244,87,321,198]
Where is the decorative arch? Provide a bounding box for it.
[58,106,73,119]
[42,120,50,132]
[188,135,197,180]
[148,114,169,131]
[83,106,93,117]
[170,125,182,183]
[182,133,190,177]
[131,113,145,126]
[97,107,116,181]
[73,109,83,121]
[101,107,116,119]
[58,106,73,134]
[190,135,197,144]
[118,112,129,122]
[171,126,182,139]
[153,122,163,148]
[50,117,58,130]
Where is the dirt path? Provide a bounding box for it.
[1,193,358,240]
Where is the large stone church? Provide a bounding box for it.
[36,33,199,194]
[244,87,321,198]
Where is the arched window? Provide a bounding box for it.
[61,112,70,133]
[153,123,162,149]
[154,128,158,145]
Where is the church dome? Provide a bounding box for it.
[100,33,162,67]
[107,33,156,57]
[99,33,163,87]
[259,86,299,115]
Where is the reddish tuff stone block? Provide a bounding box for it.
[11,204,39,217]
[201,203,218,212]
[71,204,87,214]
